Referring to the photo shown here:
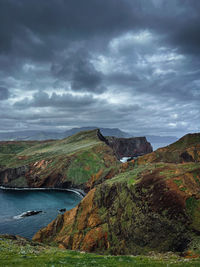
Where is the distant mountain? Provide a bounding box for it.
[0,127,178,151]
[0,127,131,141]
[0,130,62,141]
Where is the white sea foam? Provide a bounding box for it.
[120,157,131,163]
[13,211,31,220]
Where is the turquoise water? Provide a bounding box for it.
[0,189,81,239]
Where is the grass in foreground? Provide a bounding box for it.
[0,237,200,267]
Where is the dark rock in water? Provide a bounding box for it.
[59,208,66,212]
[21,210,42,217]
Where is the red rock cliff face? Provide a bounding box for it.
[33,162,200,255]
[33,133,200,255]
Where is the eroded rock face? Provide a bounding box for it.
[33,163,200,254]
[106,136,153,159]
[33,133,200,255]
[0,166,29,187]
[97,129,153,160]
[33,188,109,252]
[33,162,200,255]
[0,129,152,190]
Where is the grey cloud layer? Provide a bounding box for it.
[0,87,10,100]
[0,0,199,136]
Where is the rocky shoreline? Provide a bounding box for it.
[0,186,85,198]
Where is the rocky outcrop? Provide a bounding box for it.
[33,133,200,256]
[0,130,119,190]
[106,136,153,159]
[0,129,152,190]
[0,165,29,187]
[97,128,153,159]
[14,210,42,219]
[33,162,200,254]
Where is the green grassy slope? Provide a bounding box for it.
[0,130,119,189]
[0,235,199,267]
[0,130,102,168]
[33,133,200,256]
[137,133,200,164]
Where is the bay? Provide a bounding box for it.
[0,189,81,239]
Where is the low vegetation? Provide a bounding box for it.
[0,235,199,267]
[1,131,200,265]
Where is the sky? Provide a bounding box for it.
[0,0,200,137]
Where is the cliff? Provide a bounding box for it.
[0,130,118,191]
[33,133,200,256]
[0,129,152,191]
[106,135,153,159]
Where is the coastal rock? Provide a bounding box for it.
[59,208,66,212]
[0,130,118,190]
[21,210,42,217]
[14,210,42,219]
[33,133,200,255]
[0,129,152,191]
[106,136,153,159]
[97,128,153,159]
[13,210,42,220]
[0,166,29,187]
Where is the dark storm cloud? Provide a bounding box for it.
[1,0,200,59]
[160,0,200,55]
[14,91,96,108]
[51,50,105,93]
[0,0,135,57]
[0,0,200,136]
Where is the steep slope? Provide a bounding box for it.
[33,133,200,256]
[64,126,131,138]
[0,130,119,190]
[107,136,153,159]
[0,129,153,190]
[138,133,200,165]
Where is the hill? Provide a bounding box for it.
[0,130,118,190]
[0,129,152,191]
[0,127,131,141]
[0,127,178,151]
[33,133,200,257]
[64,127,131,138]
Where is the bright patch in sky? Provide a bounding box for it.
[109,31,153,53]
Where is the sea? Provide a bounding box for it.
[0,189,82,239]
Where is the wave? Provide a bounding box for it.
[0,186,85,198]
[13,210,43,220]
[120,157,131,163]
[13,211,31,220]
